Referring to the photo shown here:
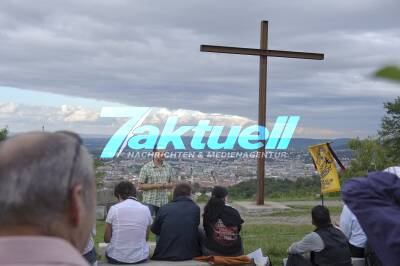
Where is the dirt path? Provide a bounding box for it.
[279,200,343,207]
[245,214,340,225]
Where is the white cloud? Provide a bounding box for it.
[60,105,99,122]
[0,102,102,133]
[0,102,17,115]
[148,107,254,127]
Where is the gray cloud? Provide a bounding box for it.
[0,0,399,137]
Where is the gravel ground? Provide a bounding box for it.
[279,200,343,207]
[244,214,340,225]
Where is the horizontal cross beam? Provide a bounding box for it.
[200,45,324,60]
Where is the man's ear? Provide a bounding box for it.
[68,184,84,227]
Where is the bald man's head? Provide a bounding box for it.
[0,131,96,252]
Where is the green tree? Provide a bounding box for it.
[94,158,105,168]
[0,128,8,141]
[228,175,322,200]
[93,158,105,188]
[342,138,392,179]
[379,96,400,163]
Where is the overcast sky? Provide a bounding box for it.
[0,0,399,138]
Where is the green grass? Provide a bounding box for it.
[95,221,105,245]
[95,221,313,265]
[242,224,312,265]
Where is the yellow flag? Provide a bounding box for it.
[308,143,341,194]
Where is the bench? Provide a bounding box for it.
[98,261,208,266]
[97,243,209,266]
[283,257,365,266]
[351,258,365,266]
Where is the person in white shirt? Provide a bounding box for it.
[104,181,153,264]
[339,204,367,258]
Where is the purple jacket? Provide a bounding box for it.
[342,171,400,266]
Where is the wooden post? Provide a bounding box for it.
[256,21,268,205]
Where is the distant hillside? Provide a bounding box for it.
[285,138,351,151]
[228,175,323,200]
[81,136,351,156]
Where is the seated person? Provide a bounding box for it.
[342,167,400,266]
[339,204,366,258]
[202,186,244,256]
[287,205,352,266]
[83,227,97,266]
[0,131,95,266]
[104,181,152,264]
[151,183,201,261]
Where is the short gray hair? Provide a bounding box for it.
[0,131,95,228]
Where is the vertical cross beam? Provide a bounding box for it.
[256,21,268,205]
[200,20,323,206]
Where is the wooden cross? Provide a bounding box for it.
[200,20,324,205]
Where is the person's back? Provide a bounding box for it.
[312,225,352,266]
[105,181,152,264]
[202,186,244,256]
[287,205,351,266]
[151,183,201,261]
[203,205,243,256]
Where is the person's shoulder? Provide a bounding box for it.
[158,201,173,211]
[341,204,354,218]
[111,201,124,209]
[224,204,240,214]
[332,225,348,236]
[303,231,322,242]
[136,201,151,212]
[113,200,134,211]
[193,200,201,209]
[223,205,244,223]
[161,199,192,212]
[185,198,200,210]
[306,231,320,238]
[142,161,154,169]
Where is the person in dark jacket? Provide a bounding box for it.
[342,168,400,266]
[286,205,352,266]
[151,183,201,261]
[202,186,244,256]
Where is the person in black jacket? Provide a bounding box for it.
[151,183,201,261]
[287,206,352,266]
[202,186,244,256]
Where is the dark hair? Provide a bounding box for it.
[173,183,192,200]
[114,181,137,200]
[311,205,331,228]
[203,186,228,225]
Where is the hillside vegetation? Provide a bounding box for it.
[228,175,326,200]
